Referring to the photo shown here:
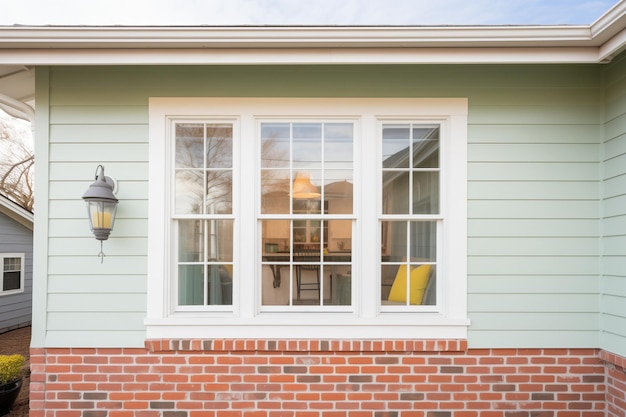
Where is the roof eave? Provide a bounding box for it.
[0,195,33,231]
[0,1,623,64]
[0,13,622,65]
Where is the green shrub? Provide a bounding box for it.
[0,354,25,384]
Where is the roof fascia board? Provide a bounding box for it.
[0,46,602,65]
[0,1,624,64]
[590,0,626,60]
[0,25,597,49]
[0,195,33,230]
[591,0,626,39]
[598,26,626,61]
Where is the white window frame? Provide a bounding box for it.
[0,253,25,296]
[147,98,468,340]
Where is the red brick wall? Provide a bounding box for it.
[601,351,626,417]
[28,340,619,417]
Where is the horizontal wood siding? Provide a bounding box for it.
[0,213,33,333]
[465,66,601,348]
[45,64,603,347]
[601,52,626,356]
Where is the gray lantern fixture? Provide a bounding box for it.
[82,165,118,262]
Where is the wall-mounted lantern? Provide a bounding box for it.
[82,165,118,262]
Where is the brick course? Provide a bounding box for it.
[28,341,626,417]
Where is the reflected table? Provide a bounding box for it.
[262,252,351,291]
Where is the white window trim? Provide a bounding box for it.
[147,98,468,340]
[0,253,25,296]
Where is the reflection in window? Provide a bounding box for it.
[260,122,354,308]
[381,124,440,307]
[174,123,234,307]
[175,123,233,215]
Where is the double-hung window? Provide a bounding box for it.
[147,98,468,340]
[174,122,234,310]
[0,253,24,295]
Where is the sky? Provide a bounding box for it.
[0,0,621,26]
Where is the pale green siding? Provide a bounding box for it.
[601,52,626,356]
[37,64,606,348]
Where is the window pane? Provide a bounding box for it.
[206,124,232,168]
[381,262,433,306]
[175,124,204,169]
[381,220,407,262]
[383,124,410,169]
[293,123,321,169]
[261,172,290,214]
[413,172,439,214]
[207,264,232,305]
[327,220,352,253]
[293,123,322,139]
[178,265,204,305]
[206,220,234,263]
[262,219,291,254]
[410,221,437,261]
[292,171,321,212]
[413,125,439,169]
[206,170,232,214]
[325,178,353,215]
[175,170,203,214]
[324,123,353,170]
[3,271,20,291]
[382,171,410,214]
[261,123,290,168]
[178,220,203,262]
[293,219,307,243]
[4,257,20,271]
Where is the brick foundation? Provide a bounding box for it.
[601,351,626,417]
[28,340,625,417]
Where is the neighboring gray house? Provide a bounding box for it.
[0,193,32,333]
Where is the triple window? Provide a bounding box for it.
[148,98,468,339]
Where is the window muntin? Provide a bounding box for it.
[173,122,234,309]
[380,123,440,309]
[260,121,354,308]
[1,254,24,295]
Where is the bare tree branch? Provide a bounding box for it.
[0,111,34,211]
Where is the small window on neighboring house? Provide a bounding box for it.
[0,254,24,295]
[148,98,468,340]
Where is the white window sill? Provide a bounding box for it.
[145,314,470,340]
